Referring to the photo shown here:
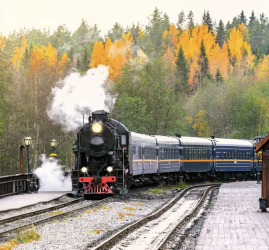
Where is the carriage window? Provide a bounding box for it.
[133,146,136,155]
[138,146,142,159]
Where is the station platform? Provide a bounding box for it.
[196,181,269,250]
[0,192,69,212]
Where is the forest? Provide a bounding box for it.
[0,8,269,175]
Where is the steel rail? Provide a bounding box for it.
[156,185,218,249]
[0,197,112,237]
[91,184,221,250]
[0,197,84,225]
[0,193,71,213]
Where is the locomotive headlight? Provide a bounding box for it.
[81,167,88,173]
[92,123,103,133]
[107,166,113,172]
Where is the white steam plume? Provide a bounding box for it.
[47,65,109,132]
[34,154,71,191]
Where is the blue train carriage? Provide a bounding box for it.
[179,137,213,180]
[130,132,158,186]
[214,138,254,180]
[153,136,182,183]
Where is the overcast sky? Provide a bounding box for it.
[0,0,268,37]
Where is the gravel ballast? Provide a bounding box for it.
[0,188,176,250]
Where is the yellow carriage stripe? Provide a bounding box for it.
[133,159,254,163]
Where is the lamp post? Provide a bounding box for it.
[24,136,32,193]
[50,139,57,153]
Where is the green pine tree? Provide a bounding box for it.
[107,22,124,42]
[215,68,223,83]
[187,11,195,32]
[216,20,226,48]
[175,46,189,94]
[198,40,209,84]
[202,11,213,32]
[177,11,185,31]
[238,11,247,25]
[231,17,240,28]
[145,7,170,53]
[248,11,256,27]
[22,47,30,69]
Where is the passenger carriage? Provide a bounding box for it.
[153,136,181,175]
[214,138,254,180]
[179,137,213,180]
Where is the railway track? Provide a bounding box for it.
[0,197,112,238]
[91,184,220,250]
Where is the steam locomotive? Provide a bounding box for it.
[71,110,262,199]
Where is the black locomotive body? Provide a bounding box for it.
[72,110,130,197]
[71,110,262,198]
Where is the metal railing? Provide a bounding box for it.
[0,174,39,198]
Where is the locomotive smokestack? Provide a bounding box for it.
[92,110,109,123]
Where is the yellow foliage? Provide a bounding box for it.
[122,31,133,44]
[177,24,217,87]
[136,48,147,64]
[191,110,210,137]
[11,36,27,65]
[138,26,145,36]
[59,53,68,76]
[238,23,249,41]
[256,55,269,80]
[163,25,179,50]
[187,110,210,137]
[163,47,175,65]
[177,24,215,60]
[89,41,105,68]
[208,43,230,79]
[104,37,113,65]
[0,35,6,49]
[227,27,251,61]
[29,43,58,74]
[90,31,134,79]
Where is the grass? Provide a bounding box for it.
[123,206,136,211]
[149,181,189,193]
[0,225,40,250]
[151,187,164,194]
[172,182,189,190]
[48,211,63,217]
[88,230,101,234]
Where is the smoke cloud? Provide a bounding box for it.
[34,154,71,191]
[47,65,109,132]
